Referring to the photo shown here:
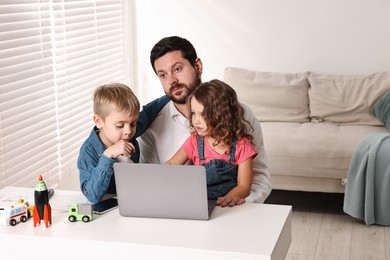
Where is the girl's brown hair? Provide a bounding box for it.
[188,79,253,146]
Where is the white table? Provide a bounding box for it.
[0,187,291,260]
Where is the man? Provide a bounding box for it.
[138,36,271,204]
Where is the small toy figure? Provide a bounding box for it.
[33,175,52,228]
[68,203,93,222]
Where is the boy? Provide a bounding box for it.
[77,83,168,203]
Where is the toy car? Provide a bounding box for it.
[68,203,93,222]
[0,204,29,226]
[15,199,34,218]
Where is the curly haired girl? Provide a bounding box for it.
[166,79,258,207]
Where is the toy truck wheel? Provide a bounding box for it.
[68,215,77,222]
[82,216,90,222]
[20,215,28,222]
[9,219,17,226]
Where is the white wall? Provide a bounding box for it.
[131,0,390,104]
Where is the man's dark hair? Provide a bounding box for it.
[150,36,198,73]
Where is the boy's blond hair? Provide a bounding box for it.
[93,83,140,119]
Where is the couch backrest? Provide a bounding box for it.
[223,67,310,123]
[223,67,390,126]
[308,71,390,125]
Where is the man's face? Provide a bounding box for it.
[154,50,202,104]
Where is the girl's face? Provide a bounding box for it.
[94,110,138,147]
[190,97,209,136]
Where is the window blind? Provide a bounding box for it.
[0,0,129,189]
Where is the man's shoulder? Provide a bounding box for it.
[151,101,182,122]
[239,102,258,121]
[240,102,253,113]
[143,95,170,109]
[155,101,172,120]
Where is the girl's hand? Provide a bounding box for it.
[216,196,245,207]
[103,141,135,159]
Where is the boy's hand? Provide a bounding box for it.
[103,141,135,159]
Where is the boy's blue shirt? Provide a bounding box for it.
[77,95,170,204]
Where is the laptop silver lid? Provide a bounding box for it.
[114,163,211,220]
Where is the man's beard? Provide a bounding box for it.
[166,75,201,104]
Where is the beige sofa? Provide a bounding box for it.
[224,67,390,193]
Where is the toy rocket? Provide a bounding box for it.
[33,175,52,228]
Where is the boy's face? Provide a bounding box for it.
[94,110,138,147]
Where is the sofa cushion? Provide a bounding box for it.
[223,67,310,123]
[261,122,389,180]
[308,71,390,125]
[373,90,390,131]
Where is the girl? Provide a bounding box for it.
[165,79,258,207]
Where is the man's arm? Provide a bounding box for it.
[135,95,170,138]
[241,103,272,203]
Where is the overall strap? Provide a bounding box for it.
[197,135,205,161]
[198,135,236,162]
[228,140,237,162]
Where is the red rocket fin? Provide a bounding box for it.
[43,204,52,228]
[33,205,40,227]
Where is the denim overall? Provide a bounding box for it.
[197,136,238,200]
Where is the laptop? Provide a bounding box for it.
[113,163,216,220]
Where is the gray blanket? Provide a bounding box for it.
[343,133,390,226]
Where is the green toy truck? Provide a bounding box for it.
[68,203,93,222]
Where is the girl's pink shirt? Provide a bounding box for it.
[182,135,258,165]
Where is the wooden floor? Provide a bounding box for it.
[265,190,390,260]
